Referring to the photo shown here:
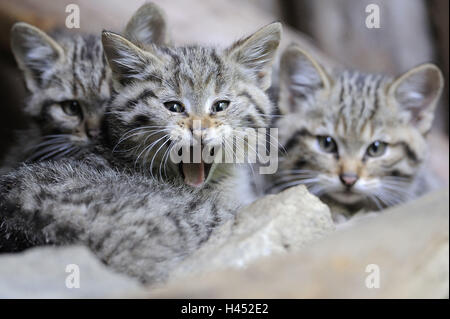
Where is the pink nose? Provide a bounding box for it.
[87,129,100,138]
[339,173,358,187]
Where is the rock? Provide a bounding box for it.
[2,189,447,298]
[150,189,449,298]
[0,246,145,298]
[169,185,334,281]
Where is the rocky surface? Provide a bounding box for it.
[169,185,334,281]
[150,189,449,298]
[0,246,145,298]
[0,188,448,298]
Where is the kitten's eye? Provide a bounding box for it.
[317,136,338,153]
[367,141,387,157]
[211,100,230,113]
[164,101,185,113]
[61,100,82,116]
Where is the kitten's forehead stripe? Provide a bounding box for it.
[151,46,228,95]
[332,71,387,137]
[71,40,78,96]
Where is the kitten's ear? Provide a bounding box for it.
[227,22,282,90]
[388,63,444,134]
[10,22,64,91]
[102,31,161,87]
[124,2,169,46]
[280,44,331,100]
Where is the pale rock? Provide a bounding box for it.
[0,246,145,298]
[150,189,449,298]
[169,185,335,281]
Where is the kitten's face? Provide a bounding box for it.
[29,35,110,147]
[11,27,111,159]
[103,23,281,187]
[274,46,443,208]
[10,3,169,160]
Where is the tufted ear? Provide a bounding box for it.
[102,31,162,88]
[10,22,64,92]
[280,44,331,102]
[388,63,444,134]
[226,22,282,90]
[124,2,169,46]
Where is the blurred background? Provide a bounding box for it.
[0,0,448,181]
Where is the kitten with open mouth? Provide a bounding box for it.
[0,22,282,284]
[104,22,280,189]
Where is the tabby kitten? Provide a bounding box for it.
[102,24,278,188]
[269,44,444,217]
[0,3,168,171]
[0,23,282,284]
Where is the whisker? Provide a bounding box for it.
[135,134,169,173]
[27,143,70,162]
[149,138,170,181]
[38,144,71,161]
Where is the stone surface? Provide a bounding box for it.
[149,189,449,298]
[169,185,334,281]
[0,246,145,298]
[1,189,447,298]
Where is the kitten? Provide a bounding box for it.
[0,23,282,284]
[0,3,168,172]
[268,44,444,219]
[101,26,279,189]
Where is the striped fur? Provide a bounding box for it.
[0,23,282,284]
[1,25,112,170]
[270,45,444,216]
[1,3,169,172]
[102,23,280,186]
[0,158,241,284]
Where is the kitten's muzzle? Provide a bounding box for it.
[339,173,358,188]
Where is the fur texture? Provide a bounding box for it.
[268,45,444,217]
[1,3,168,172]
[101,22,280,187]
[0,23,282,284]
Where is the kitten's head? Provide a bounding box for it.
[102,23,281,187]
[11,24,111,159]
[274,44,443,208]
[10,2,168,161]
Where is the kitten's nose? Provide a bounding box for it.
[87,129,100,138]
[339,173,358,188]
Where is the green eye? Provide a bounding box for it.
[61,100,82,116]
[211,100,230,113]
[164,101,185,113]
[317,136,338,153]
[367,140,387,157]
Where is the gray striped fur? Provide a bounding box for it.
[0,22,282,284]
[269,44,444,215]
[1,3,169,172]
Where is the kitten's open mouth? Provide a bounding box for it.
[178,146,213,188]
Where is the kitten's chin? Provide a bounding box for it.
[327,190,365,205]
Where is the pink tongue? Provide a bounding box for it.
[182,161,205,187]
